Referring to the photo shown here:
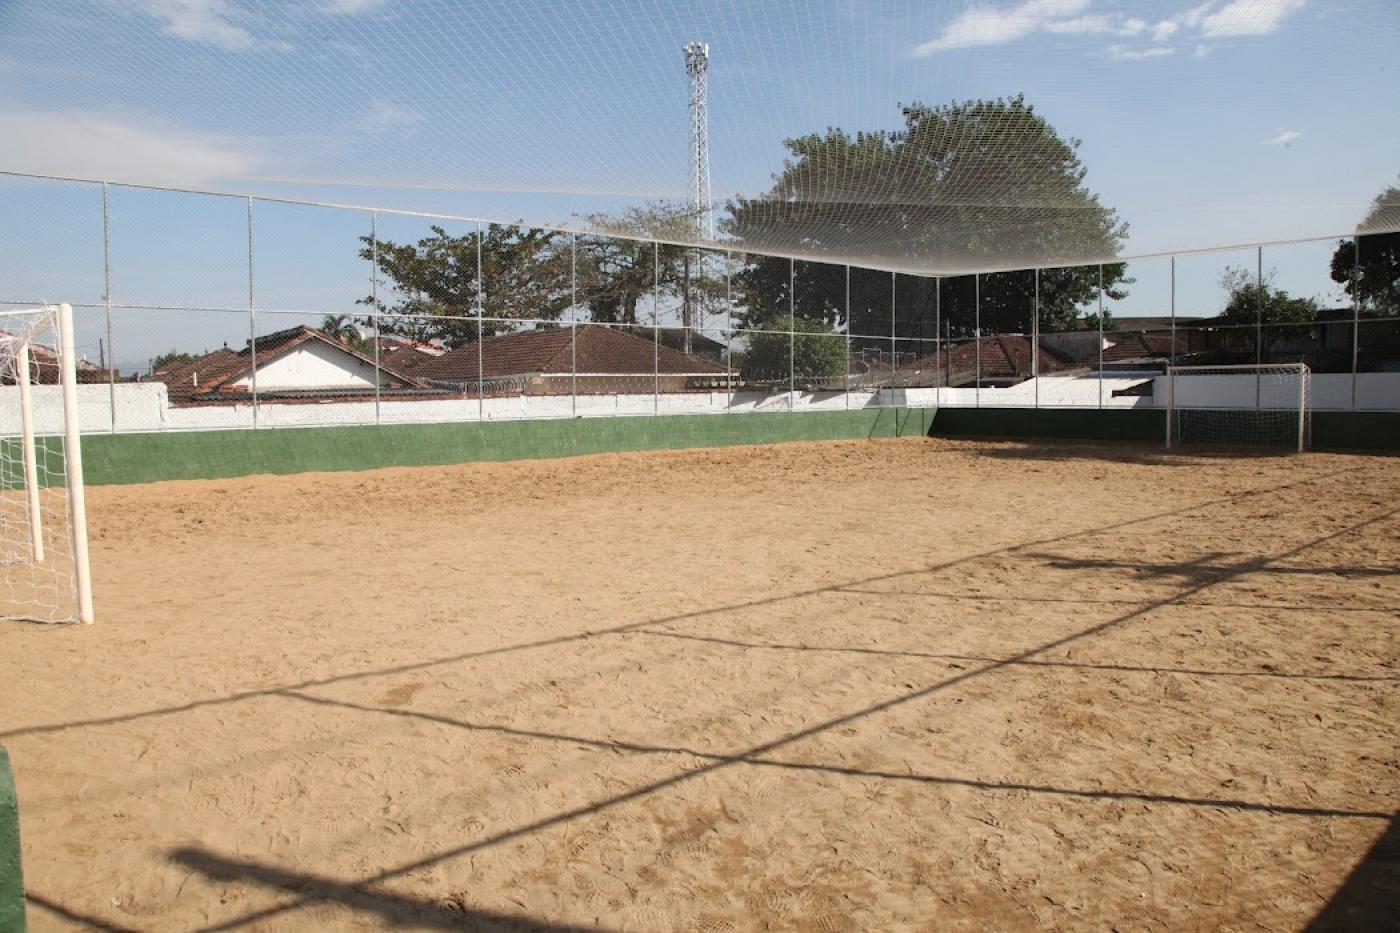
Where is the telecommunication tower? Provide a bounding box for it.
[683,41,713,240]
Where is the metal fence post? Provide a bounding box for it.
[246,196,257,427]
[1352,236,1361,410]
[370,210,381,426]
[975,273,981,409]
[570,232,578,418]
[789,257,796,411]
[477,221,485,422]
[726,250,734,414]
[102,182,116,433]
[890,272,897,409]
[653,241,660,416]
[1098,264,1104,410]
[1033,268,1039,410]
[844,264,851,411]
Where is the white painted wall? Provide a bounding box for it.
[230,341,387,390]
[0,372,1395,437]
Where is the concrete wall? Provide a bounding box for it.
[80,408,937,485]
[1,371,1395,439]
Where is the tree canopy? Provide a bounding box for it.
[1219,267,1320,355]
[1331,179,1400,316]
[727,96,1129,338]
[358,224,572,347]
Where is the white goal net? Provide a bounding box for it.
[1165,363,1311,453]
[0,304,93,624]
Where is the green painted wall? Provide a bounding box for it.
[931,407,1400,451]
[68,405,1396,487]
[0,747,24,933]
[81,408,936,486]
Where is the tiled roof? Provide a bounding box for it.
[151,326,425,397]
[380,346,440,375]
[416,325,728,382]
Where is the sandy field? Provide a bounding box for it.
[2,437,1397,931]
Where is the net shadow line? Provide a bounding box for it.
[164,847,604,933]
[0,464,1362,742]
[829,587,1397,615]
[278,690,1396,821]
[23,890,141,933]
[199,503,1398,930]
[1022,553,1400,579]
[632,630,1400,684]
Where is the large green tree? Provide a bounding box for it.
[740,314,846,385]
[1219,267,1320,358]
[358,224,572,347]
[576,203,728,345]
[727,96,1128,339]
[1331,179,1400,316]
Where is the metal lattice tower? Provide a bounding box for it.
[683,41,712,241]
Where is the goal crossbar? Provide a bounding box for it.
[1165,362,1310,453]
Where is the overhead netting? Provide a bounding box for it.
[1,0,1397,274]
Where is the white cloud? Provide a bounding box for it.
[1266,129,1301,146]
[133,0,254,49]
[1201,0,1306,37]
[916,0,1307,58]
[319,0,389,13]
[914,0,1092,54]
[1108,44,1175,61]
[359,98,423,133]
[0,108,262,186]
[1151,19,1180,41]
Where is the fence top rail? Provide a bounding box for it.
[1168,362,1310,373]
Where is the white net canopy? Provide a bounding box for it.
[1,0,1397,274]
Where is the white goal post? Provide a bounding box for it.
[0,303,94,624]
[1165,362,1310,453]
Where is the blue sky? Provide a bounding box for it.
[1,0,1396,369]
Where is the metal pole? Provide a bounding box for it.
[935,276,941,409]
[975,274,981,409]
[844,265,851,411]
[246,196,257,427]
[1165,367,1174,449]
[1033,269,1039,410]
[1351,237,1360,410]
[890,272,897,408]
[1255,245,1263,409]
[58,303,94,624]
[477,221,485,421]
[102,182,115,433]
[1097,265,1104,410]
[1169,255,1176,412]
[15,334,43,562]
[789,258,796,411]
[1296,362,1307,452]
[726,250,734,413]
[570,233,578,418]
[653,241,660,416]
[370,211,380,426]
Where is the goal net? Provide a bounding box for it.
[1165,363,1310,453]
[0,304,93,624]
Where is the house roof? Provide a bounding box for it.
[0,334,118,385]
[416,325,728,382]
[152,326,426,398]
[893,334,1072,379]
[380,346,440,376]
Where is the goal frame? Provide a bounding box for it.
[1165,361,1309,453]
[0,303,94,624]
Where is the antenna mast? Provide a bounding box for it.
[683,41,712,240]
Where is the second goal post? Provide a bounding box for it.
[1165,362,1310,453]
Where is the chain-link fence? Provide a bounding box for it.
[2,172,1397,434]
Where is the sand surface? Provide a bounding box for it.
[2,437,1397,931]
